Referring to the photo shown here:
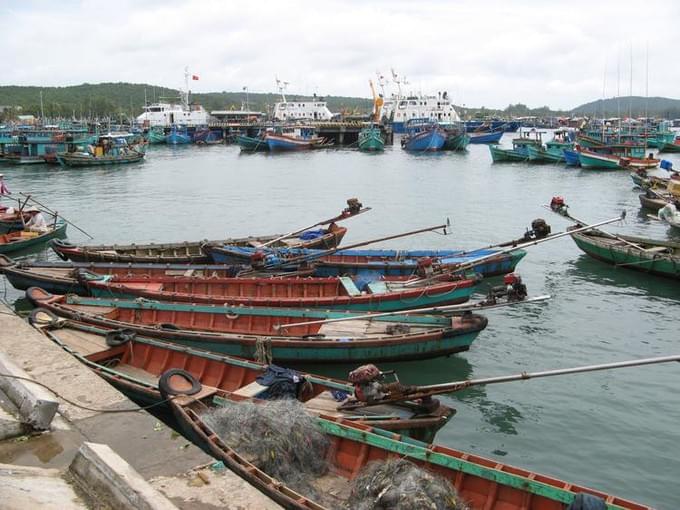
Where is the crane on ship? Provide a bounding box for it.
[369,79,384,124]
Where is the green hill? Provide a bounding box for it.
[571,96,680,118]
[0,82,372,120]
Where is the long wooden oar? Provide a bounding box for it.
[403,213,625,288]
[275,294,551,330]
[339,354,680,410]
[19,192,94,239]
[262,220,451,270]
[260,202,372,248]
[544,202,645,251]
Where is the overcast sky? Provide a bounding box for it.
[2,0,679,110]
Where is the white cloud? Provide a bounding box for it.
[1,0,678,109]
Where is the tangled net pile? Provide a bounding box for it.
[347,458,469,510]
[202,399,330,495]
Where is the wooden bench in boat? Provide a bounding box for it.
[643,246,670,253]
[232,380,269,397]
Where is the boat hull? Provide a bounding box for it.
[27,289,488,364]
[402,129,446,151]
[358,128,385,152]
[56,152,144,167]
[562,148,580,166]
[237,135,268,152]
[467,130,503,144]
[571,229,680,280]
[0,222,68,254]
[488,145,528,162]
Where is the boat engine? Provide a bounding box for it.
[348,364,386,402]
[250,250,266,269]
[550,196,569,216]
[521,218,551,242]
[343,198,363,216]
[485,273,528,304]
[416,256,435,277]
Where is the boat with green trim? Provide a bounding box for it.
[357,126,385,152]
[35,317,452,442]
[81,273,478,312]
[168,382,653,510]
[26,287,488,363]
[657,139,680,153]
[569,227,680,280]
[442,130,470,150]
[576,148,624,170]
[146,127,166,144]
[237,133,268,152]
[56,134,146,167]
[0,221,67,254]
[489,129,544,162]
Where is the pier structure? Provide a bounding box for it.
[0,303,281,509]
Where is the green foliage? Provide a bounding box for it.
[0,83,373,119]
[571,96,680,118]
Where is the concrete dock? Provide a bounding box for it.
[0,303,281,509]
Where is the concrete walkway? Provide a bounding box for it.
[0,303,281,509]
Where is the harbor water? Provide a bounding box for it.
[1,135,678,509]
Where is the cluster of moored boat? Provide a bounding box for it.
[490,120,679,170]
[0,195,671,509]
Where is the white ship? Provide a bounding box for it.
[272,79,334,121]
[378,70,461,133]
[136,69,211,127]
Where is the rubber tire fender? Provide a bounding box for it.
[158,369,202,399]
[28,307,60,327]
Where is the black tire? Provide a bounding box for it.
[105,328,136,347]
[28,307,59,327]
[158,369,202,399]
[159,323,180,330]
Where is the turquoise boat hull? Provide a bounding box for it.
[0,222,68,254]
[358,127,385,152]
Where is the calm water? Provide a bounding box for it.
[1,135,679,509]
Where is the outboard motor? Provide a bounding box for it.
[250,250,266,269]
[487,273,528,303]
[348,364,386,403]
[343,198,362,216]
[521,218,551,242]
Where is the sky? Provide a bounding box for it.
[1,0,679,110]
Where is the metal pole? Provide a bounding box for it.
[275,294,551,330]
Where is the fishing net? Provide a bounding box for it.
[347,457,469,510]
[202,399,330,497]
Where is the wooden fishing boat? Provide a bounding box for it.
[35,318,452,442]
[488,131,545,163]
[204,246,527,279]
[56,134,146,167]
[165,125,191,145]
[401,119,446,152]
[562,148,580,166]
[569,227,680,280]
[237,134,268,152]
[26,288,488,363]
[50,223,348,264]
[168,387,652,510]
[656,139,680,153]
[467,130,502,144]
[0,256,244,294]
[577,148,623,170]
[357,126,385,152]
[265,127,326,151]
[0,206,30,232]
[442,130,470,150]
[82,274,478,312]
[146,127,166,144]
[0,221,67,254]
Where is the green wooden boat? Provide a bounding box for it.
[577,149,623,170]
[569,227,680,279]
[442,132,469,151]
[358,126,385,152]
[39,319,453,442]
[26,287,489,363]
[489,144,529,162]
[170,387,653,510]
[237,134,268,152]
[147,128,166,144]
[657,140,680,153]
[0,222,67,254]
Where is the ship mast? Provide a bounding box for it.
[182,66,190,109]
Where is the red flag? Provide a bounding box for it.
[192,75,199,81]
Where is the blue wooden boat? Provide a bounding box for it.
[563,148,581,166]
[464,120,519,133]
[265,127,325,151]
[193,127,222,145]
[401,119,446,152]
[165,125,191,145]
[27,287,489,363]
[468,130,503,144]
[203,246,527,281]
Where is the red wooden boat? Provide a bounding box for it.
[82,274,478,312]
[169,388,652,510]
[26,287,489,363]
[34,315,451,442]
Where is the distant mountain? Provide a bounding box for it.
[0,82,372,119]
[571,96,680,118]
